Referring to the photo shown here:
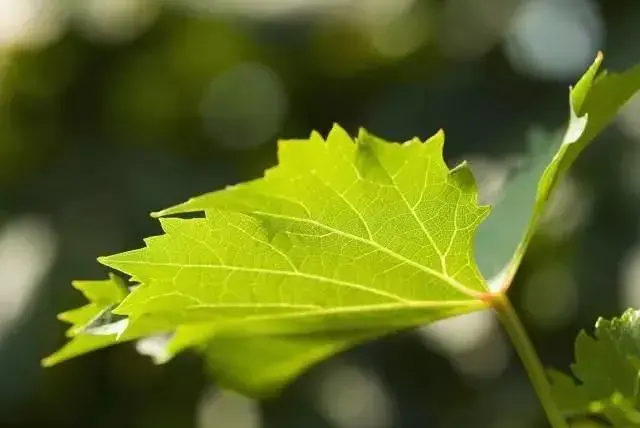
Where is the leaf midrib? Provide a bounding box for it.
[174,299,488,336]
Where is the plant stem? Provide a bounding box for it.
[492,294,568,428]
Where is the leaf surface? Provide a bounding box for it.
[114,125,493,395]
[45,125,492,394]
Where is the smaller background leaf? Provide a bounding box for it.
[550,309,640,426]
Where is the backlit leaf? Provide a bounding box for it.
[47,125,492,395]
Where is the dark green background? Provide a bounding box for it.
[0,1,638,427]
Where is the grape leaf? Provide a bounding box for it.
[475,52,640,291]
[45,125,492,394]
[550,309,640,426]
[108,125,495,396]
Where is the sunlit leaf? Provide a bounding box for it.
[46,124,492,394]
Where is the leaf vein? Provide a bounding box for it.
[108,260,411,303]
[250,210,483,298]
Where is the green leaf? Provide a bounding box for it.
[475,53,640,291]
[550,309,640,426]
[89,125,489,395]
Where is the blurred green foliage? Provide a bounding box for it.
[0,1,640,427]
